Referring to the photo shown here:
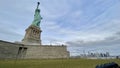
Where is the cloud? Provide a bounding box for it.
[41,19,120,45]
[67,31,120,56]
[66,31,120,46]
[0,28,23,42]
[116,32,120,36]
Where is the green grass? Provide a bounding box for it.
[0,59,119,68]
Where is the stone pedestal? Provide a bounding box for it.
[22,25,42,45]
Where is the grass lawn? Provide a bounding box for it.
[0,59,119,68]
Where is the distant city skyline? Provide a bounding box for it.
[0,0,120,56]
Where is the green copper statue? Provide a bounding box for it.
[31,2,42,27]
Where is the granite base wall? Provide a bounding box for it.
[24,45,69,59]
[0,40,69,59]
[0,40,21,59]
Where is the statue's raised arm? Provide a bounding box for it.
[37,2,40,9]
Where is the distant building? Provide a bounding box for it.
[80,52,111,59]
[87,52,110,57]
[0,2,69,59]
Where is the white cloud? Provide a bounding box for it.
[66,31,120,46]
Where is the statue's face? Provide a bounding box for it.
[36,9,40,12]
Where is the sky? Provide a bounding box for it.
[0,0,120,56]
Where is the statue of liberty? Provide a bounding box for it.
[31,2,42,27]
